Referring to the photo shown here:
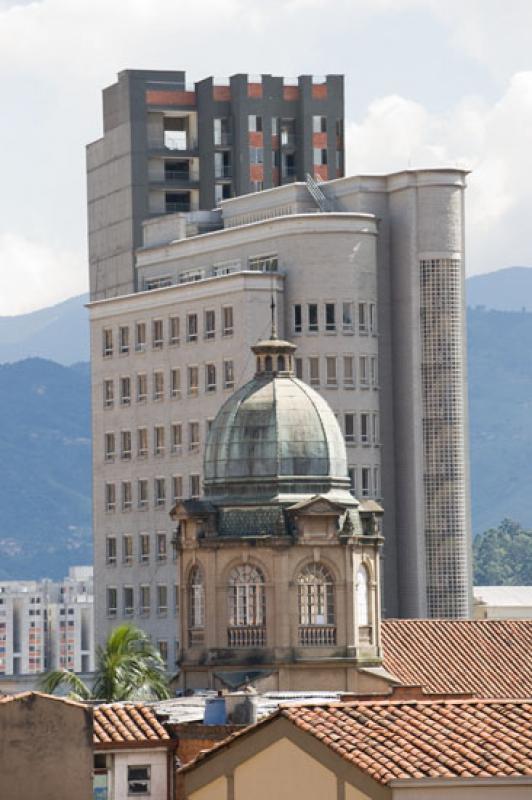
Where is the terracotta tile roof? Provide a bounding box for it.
[180,698,532,785]
[93,703,170,747]
[284,699,532,784]
[381,619,532,698]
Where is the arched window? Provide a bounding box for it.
[298,563,335,626]
[265,355,273,372]
[228,565,265,626]
[356,564,369,626]
[188,565,204,629]
[277,354,285,371]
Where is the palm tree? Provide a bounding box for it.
[40,623,171,702]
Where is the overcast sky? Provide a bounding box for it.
[1,0,532,313]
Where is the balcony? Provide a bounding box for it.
[214,133,232,147]
[298,625,337,647]
[148,136,198,154]
[214,166,232,179]
[160,168,199,185]
[165,202,191,214]
[227,625,266,648]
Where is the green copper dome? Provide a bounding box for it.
[204,338,351,503]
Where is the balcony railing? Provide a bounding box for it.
[298,625,337,647]
[149,137,198,151]
[165,202,191,214]
[214,133,232,147]
[214,166,232,179]
[164,169,199,183]
[188,628,205,647]
[227,625,266,648]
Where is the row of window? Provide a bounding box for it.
[295,354,378,389]
[103,462,381,513]
[106,582,178,619]
[102,360,235,408]
[101,306,234,358]
[105,531,174,566]
[293,301,377,335]
[104,474,199,512]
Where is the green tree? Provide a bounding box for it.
[40,623,171,702]
[474,518,532,585]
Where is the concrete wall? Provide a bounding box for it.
[0,693,93,800]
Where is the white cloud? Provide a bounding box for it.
[0,234,87,315]
[346,72,532,275]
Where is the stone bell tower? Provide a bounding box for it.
[171,336,385,692]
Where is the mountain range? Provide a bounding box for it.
[1,268,532,579]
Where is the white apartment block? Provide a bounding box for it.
[0,566,94,678]
[89,169,472,661]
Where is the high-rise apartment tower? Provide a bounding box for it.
[87,70,344,300]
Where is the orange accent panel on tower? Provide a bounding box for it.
[312,84,328,99]
[248,83,263,98]
[146,90,196,106]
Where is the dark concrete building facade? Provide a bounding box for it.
[87,70,344,300]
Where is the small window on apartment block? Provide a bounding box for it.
[156,533,167,563]
[360,413,370,445]
[369,303,377,334]
[119,326,129,354]
[103,328,113,358]
[344,413,355,444]
[248,254,278,272]
[169,316,180,345]
[295,358,303,379]
[361,467,371,498]
[107,588,117,617]
[188,366,199,396]
[135,322,146,352]
[172,475,183,503]
[120,376,131,405]
[308,303,318,332]
[105,483,116,512]
[325,303,336,332]
[359,356,369,387]
[136,373,147,402]
[343,356,355,387]
[204,310,215,340]
[190,474,200,498]
[359,302,368,334]
[123,535,133,565]
[104,432,115,461]
[223,306,234,336]
[154,425,165,456]
[103,379,114,408]
[139,585,150,616]
[342,302,353,332]
[326,356,337,386]
[122,482,132,512]
[106,536,117,566]
[171,368,181,399]
[153,371,164,401]
[187,313,198,342]
[138,479,148,509]
[155,478,166,507]
[121,430,132,460]
[309,357,320,386]
[189,422,200,452]
[206,363,216,392]
[157,584,168,615]
[123,586,134,617]
[293,304,302,334]
[171,423,182,454]
[248,114,263,132]
[137,428,148,458]
[139,533,150,563]
[223,360,234,390]
[313,115,327,133]
[152,319,163,349]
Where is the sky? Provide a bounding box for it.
[1,0,532,313]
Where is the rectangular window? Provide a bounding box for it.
[123,586,134,617]
[158,639,168,665]
[187,313,198,342]
[107,588,117,617]
[171,423,182,454]
[120,377,131,406]
[313,115,327,133]
[295,357,303,379]
[156,533,167,562]
[373,466,380,497]
[157,585,168,615]
[103,379,114,409]
[138,479,148,509]
[106,536,117,566]
[372,412,379,444]
[189,422,200,452]
[139,586,150,616]
[169,316,180,345]
[190,474,200,499]
[344,413,355,444]
[137,428,148,458]
[342,302,353,332]
[248,254,278,272]
[172,475,183,503]
[293,304,302,334]
[154,478,166,507]
[136,373,147,402]
[249,147,264,164]
[105,483,116,512]
[309,357,320,387]
[370,356,378,387]
[326,356,337,386]
[104,432,115,461]
[359,302,368,334]
[154,425,165,457]
[205,363,216,392]
[308,303,318,332]
[223,359,234,390]
[121,430,132,460]
[187,366,199,396]
[170,368,181,399]
[139,533,150,563]
[122,481,132,512]
[123,534,133,565]
[369,302,377,334]
[135,322,146,352]
[248,114,263,132]
[348,467,356,496]
[313,148,327,165]
[343,356,354,387]
[223,306,234,336]
[152,319,163,349]
[359,356,369,387]
[204,310,215,340]
[174,585,180,613]
[325,303,336,332]
[360,412,370,444]
[102,328,113,358]
[119,326,129,354]
[361,467,371,498]
[153,370,164,401]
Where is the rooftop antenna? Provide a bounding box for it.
[270,275,277,340]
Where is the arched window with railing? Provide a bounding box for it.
[227,564,266,648]
[188,565,204,646]
[356,563,370,627]
[297,563,336,646]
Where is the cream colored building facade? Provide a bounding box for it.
[90,170,471,665]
